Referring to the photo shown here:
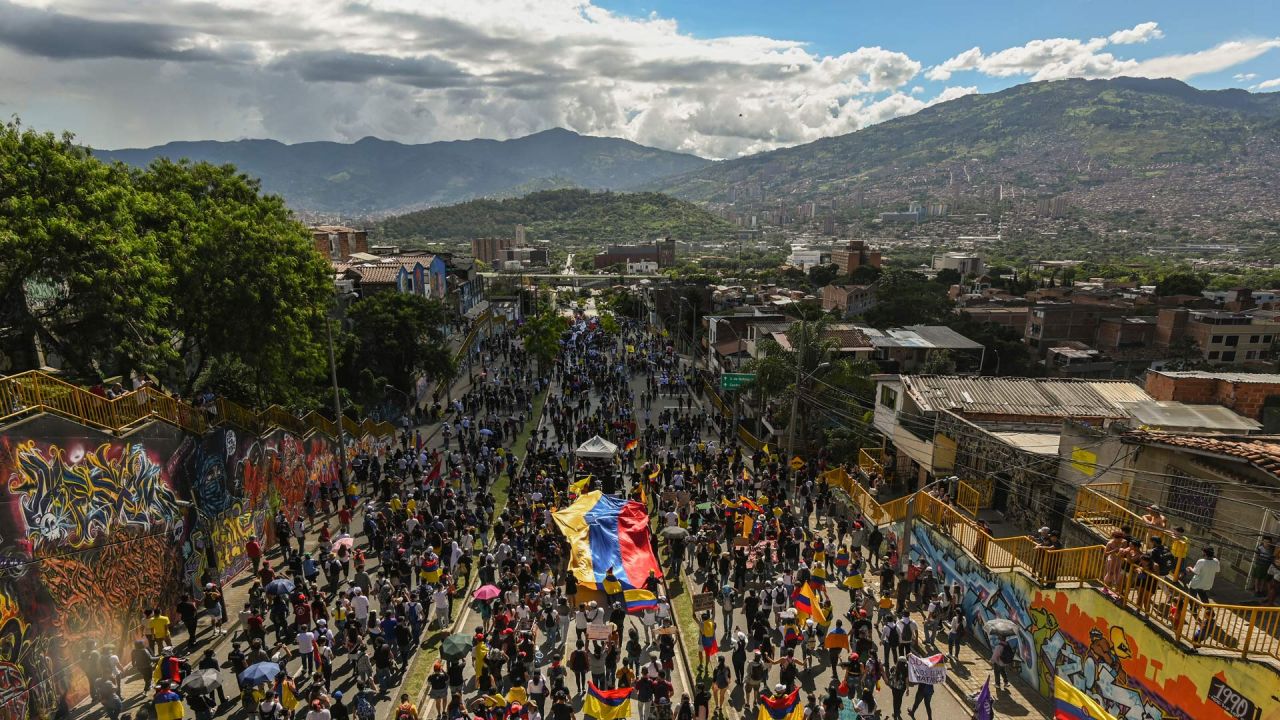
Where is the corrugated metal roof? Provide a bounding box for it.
[1118,401,1262,432]
[1152,370,1280,384]
[902,375,1148,418]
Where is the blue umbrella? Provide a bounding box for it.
[264,579,295,596]
[238,662,281,686]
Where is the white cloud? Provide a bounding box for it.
[0,4,1276,159]
[925,23,1278,85]
[1234,72,1257,81]
[1256,77,1280,90]
[1108,22,1163,45]
[1131,39,1280,80]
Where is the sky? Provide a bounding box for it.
[2,0,1279,158]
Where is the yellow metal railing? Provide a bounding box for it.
[858,447,884,476]
[0,371,396,442]
[957,480,982,516]
[737,425,765,451]
[1074,484,1175,548]
[1088,481,1130,501]
[822,466,1280,665]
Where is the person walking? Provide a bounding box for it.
[1186,547,1221,602]
[886,657,908,720]
[990,636,1013,690]
[907,678,933,720]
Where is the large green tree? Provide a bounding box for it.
[521,308,569,374]
[133,159,332,404]
[349,292,456,398]
[0,122,171,378]
[864,269,953,327]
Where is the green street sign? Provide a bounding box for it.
[720,372,756,390]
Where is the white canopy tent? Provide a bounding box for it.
[575,435,619,459]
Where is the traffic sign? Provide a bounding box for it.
[719,372,756,390]
[790,456,805,471]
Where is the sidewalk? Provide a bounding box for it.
[943,634,1055,719]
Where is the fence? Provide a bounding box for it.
[1073,484,1176,548]
[0,370,396,440]
[858,447,884,476]
[821,466,1280,664]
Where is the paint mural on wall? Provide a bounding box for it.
[0,415,194,720]
[907,523,1280,720]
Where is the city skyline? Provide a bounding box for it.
[1,0,1278,157]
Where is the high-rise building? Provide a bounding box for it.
[830,240,881,274]
[471,237,515,264]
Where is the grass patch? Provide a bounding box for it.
[400,386,549,707]
[667,572,706,684]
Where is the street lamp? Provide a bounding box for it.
[786,360,830,460]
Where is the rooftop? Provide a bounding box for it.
[1117,401,1261,433]
[1122,431,1280,481]
[860,325,984,351]
[1150,370,1280,384]
[310,225,362,234]
[900,375,1150,419]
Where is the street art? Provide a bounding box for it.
[0,410,369,719]
[907,522,1280,720]
[6,440,182,552]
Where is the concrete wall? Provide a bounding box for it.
[904,521,1280,720]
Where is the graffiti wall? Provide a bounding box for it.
[906,523,1280,720]
[0,415,194,720]
[0,412,365,720]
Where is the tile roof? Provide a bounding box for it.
[1123,431,1280,480]
[348,265,402,284]
[901,375,1150,419]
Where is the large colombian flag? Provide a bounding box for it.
[553,490,663,590]
[583,682,632,720]
[1054,677,1116,720]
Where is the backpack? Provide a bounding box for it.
[886,624,900,646]
[999,642,1014,664]
[354,694,375,720]
[900,621,914,644]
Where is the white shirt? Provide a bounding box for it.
[352,594,370,619]
[297,631,316,654]
[1189,557,1221,590]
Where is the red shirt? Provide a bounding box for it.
[246,539,262,559]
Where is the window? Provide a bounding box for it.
[1251,335,1260,343]
[880,386,898,409]
[1222,351,1236,362]
[1265,335,1274,343]
[1165,467,1220,528]
[1212,335,1224,344]
[1226,336,1239,347]
[1208,351,1220,360]
[1247,350,1258,360]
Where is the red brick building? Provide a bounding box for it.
[1144,369,1280,429]
[311,225,368,261]
[830,240,881,274]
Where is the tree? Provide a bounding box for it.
[1163,337,1210,371]
[933,268,962,286]
[1156,271,1207,297]
[348,292,456,398]
[920,349,956,374]
[863,269,953,327]
[134,159,332,405]
[950,315,1038,376]
[808,263,839,287]
[0,121,172,379]
[521,307,569,374]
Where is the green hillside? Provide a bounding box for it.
[375,189,735,244]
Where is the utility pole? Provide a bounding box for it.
[324,314,346,489]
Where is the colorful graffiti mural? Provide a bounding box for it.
[906,522,1280,720]
[0,411,356,720]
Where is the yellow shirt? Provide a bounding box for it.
[878,596,894,610]
[149,615,171,638]
[390,497,403,513]
[407,499,417,514]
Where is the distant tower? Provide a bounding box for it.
[515,224,526,244]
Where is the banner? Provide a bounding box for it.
[907,654,946,685]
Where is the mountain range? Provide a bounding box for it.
[93,128,708,216]
[95,78,1280,225]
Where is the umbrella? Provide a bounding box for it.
[332,535,355,552]
[473,585,501,601]
[441,633,473,661]
[181,669,221,694]
[238,662,281,686]
[264,579,295,597]
[479,428,494,436]
[660,526,689,540]
[984,618,1019,637]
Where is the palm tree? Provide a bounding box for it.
[741,318,836,452]
[521,308,568,375]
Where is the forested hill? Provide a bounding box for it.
[375,189,734,243]
[95,128,709,216]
